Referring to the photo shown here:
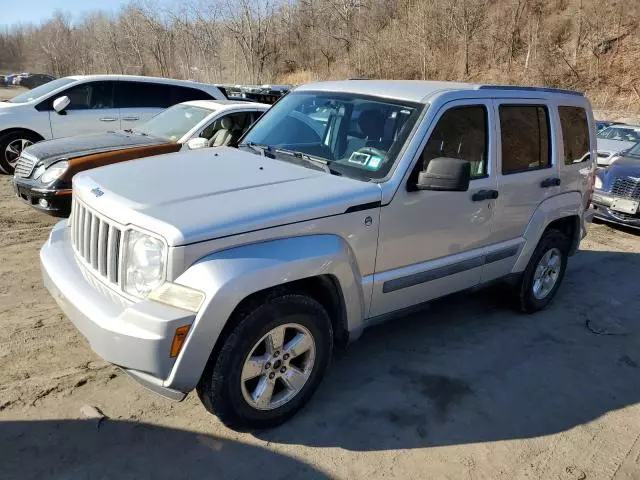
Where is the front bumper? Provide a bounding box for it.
[13,177,72,217]
[41,221,194,400]
[591,192,640,229]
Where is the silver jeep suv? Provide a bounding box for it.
[41,80,596,430]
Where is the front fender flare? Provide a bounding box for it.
[164,234,365,391]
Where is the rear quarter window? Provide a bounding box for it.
[559,106,590,165]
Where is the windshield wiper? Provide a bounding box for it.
[240,142,275,158]
[274,148,341,175]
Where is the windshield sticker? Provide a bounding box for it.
[366,155,383,170]
[349,151,371,165]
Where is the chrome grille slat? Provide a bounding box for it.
[611,177,640,200]
[70,198,123,288]
[97,221,108,276]
[14,155,37,178]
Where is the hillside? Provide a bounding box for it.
[1,0,639,112]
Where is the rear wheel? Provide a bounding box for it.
[0,131,41,174]
[197,293,333,431]
[516,229,570,313]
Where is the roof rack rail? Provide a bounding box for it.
[478,85,583,96]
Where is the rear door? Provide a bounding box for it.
[115,81,171,128]
[49,81,120,138]
[491,101,558,247]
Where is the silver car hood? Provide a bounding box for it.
[596,138,636,155]
[73,147,382,246]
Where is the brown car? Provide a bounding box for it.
[12,100,268,216]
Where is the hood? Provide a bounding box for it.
[24,131,170,166]
[597,155,640,192]
[596,138,636,155]
[0,101,19,109]
[73,147,382,246]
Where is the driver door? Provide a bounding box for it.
[50,81,120,138]
[370,100,498,317]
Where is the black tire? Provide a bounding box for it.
[197,293,333,431]
[516,229,570,313]
[0,130,42,175]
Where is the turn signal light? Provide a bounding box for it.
[170,325,191,358]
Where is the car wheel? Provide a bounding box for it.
[0,131,41,175]
[516,229,570,313]
[197,293,333,431]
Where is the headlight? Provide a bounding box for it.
[594,176,603,190]
[33,164,46,179]
[40,161,68,183]
[123,230,166,298]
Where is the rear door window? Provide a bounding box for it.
[116,82,171,108]
[499,105,551,174]
[169,86,213,104]
[558,106,590,164]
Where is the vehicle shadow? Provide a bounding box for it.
[258,248,640,451]
[1,419,329,480]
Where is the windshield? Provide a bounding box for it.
[626,143,640,158]
[241,91,423,180]
[136,104,213,141]
[597,125,640,143]
[7,77,75,104]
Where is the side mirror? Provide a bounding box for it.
[186,137,209,150]
[52,96,70,114]
[415,157,471,192]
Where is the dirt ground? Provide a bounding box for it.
[2,83,640,479]
[1,174,640,480]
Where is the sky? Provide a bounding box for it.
[1,0,133,26]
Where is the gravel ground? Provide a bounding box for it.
[1,174,640,480]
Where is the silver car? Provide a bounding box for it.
[41,80,595,430]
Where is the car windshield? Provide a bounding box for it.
[135,104,213,141]
[626,143,640,157]
[597,125,640,143]
[240,91,423,180]
[7,77,76,103]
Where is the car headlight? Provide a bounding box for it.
[33,164,46,179]
[123,230,166,298]
[594,176,603,190]
[40,161,68,183]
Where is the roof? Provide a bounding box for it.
[295,80,584,104]
[65,74,223,93]
[182,99,270,110]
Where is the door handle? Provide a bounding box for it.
[99,117,117,122]
[540,177,561,188]
[472,189,499,201]
[122,117,140,121]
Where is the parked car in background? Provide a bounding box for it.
[41,80,594,430]
[0,75,226,174]
[595,124,640,166]
[595,120,623,132]
[20,74,56,90]
[592,142,640,229]
[13,99,267,216]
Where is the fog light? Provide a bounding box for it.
[170,325,191,358]
[39,198,49,208]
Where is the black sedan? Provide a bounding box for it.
[591,143,640,229]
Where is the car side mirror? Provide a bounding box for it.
[52,96,70,114]
[415,157,471,192]
[187,137,209,150]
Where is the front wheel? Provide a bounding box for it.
[197,293,333,431]
[516,229,570,313]
[0,131,41,174]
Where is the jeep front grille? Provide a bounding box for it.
[70,198,122,285]
[14,155,37,178]
[611,177,640,200]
